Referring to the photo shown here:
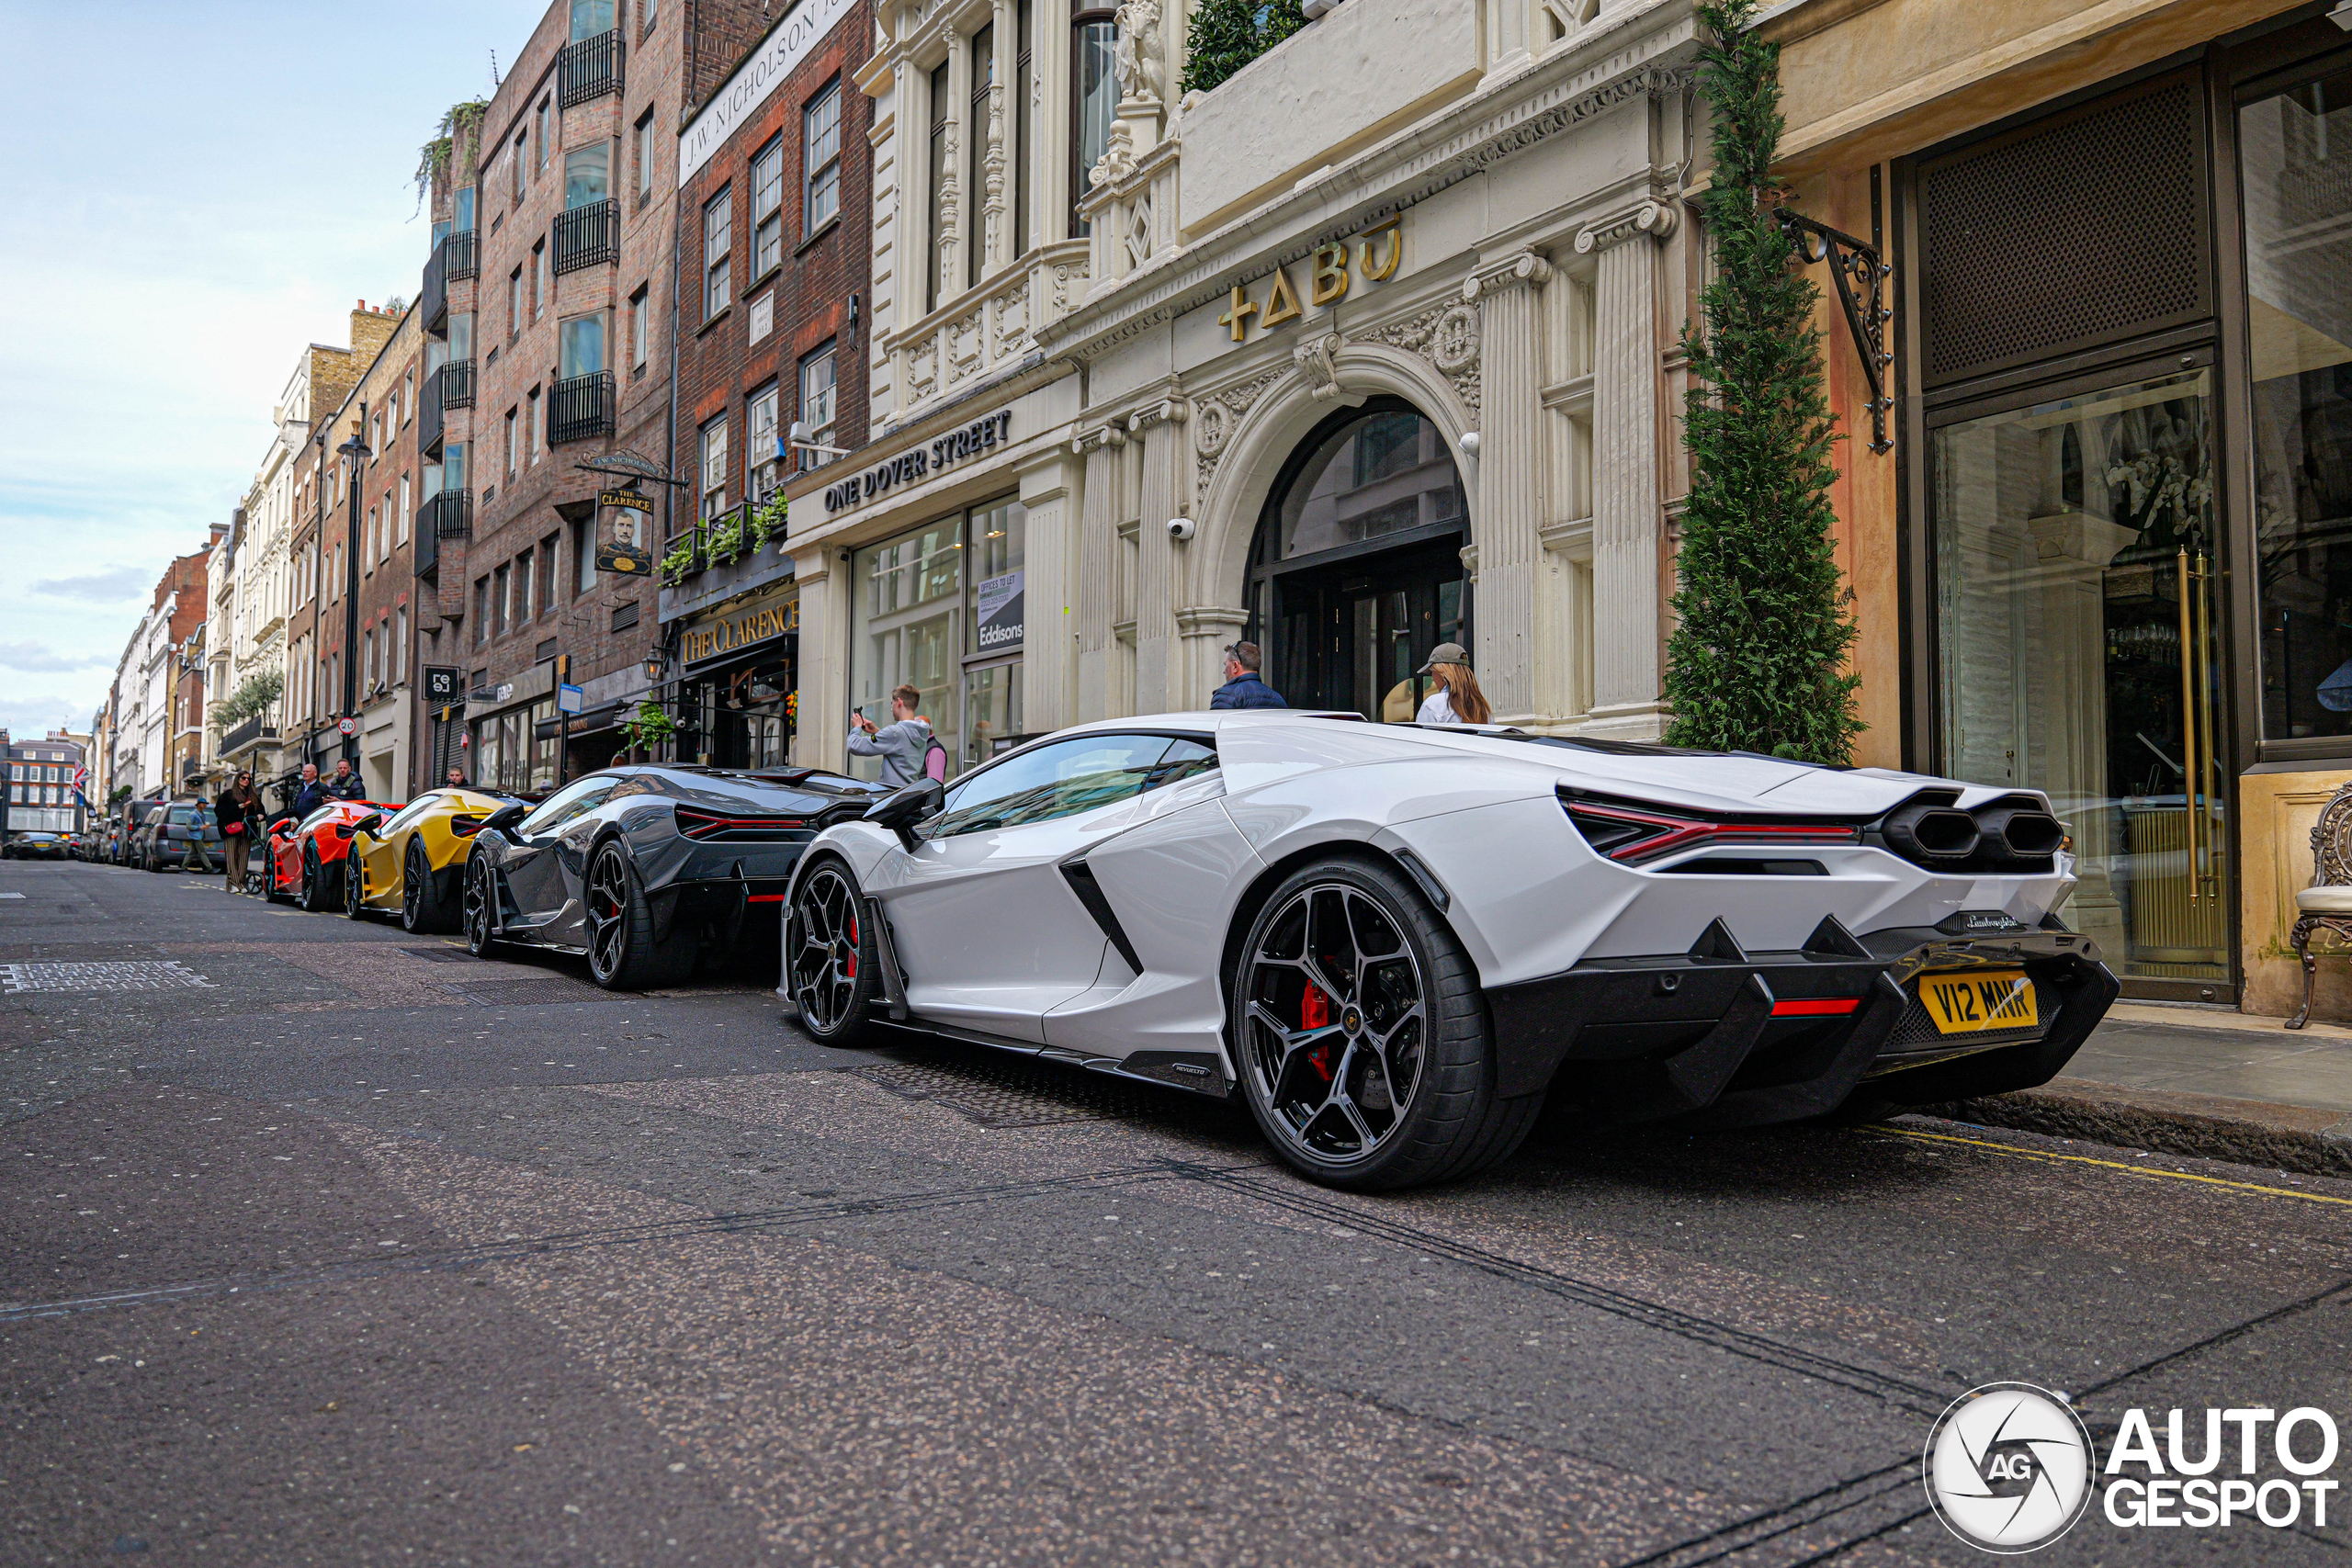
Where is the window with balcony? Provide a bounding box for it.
[443,312,476,409]
[752,135,785,276]
[704,186,732,321]
[699,417,729,521]
[799,342,837,472]
[806,81,842,236]
[1071,10,1117,237]
[749,382,780,501]
[561,0,622,106]
[552,316,613,443]
[556,144,616,271]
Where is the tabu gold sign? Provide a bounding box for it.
[683,592,799,667]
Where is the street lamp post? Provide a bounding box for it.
[335,405,372,772]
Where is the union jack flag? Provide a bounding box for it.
[71,763,88,809]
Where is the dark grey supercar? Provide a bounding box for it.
[461,764,888,989]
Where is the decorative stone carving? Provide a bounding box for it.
[1091,120,1138,191]
[1191,368,1285,494]
[1294,333,1346,402]
[1463,250,1555,299]
[1125,193,1154,272]
[1193,401,1229,459]
[1113,0,1162,105]
[1362,300,1485,418]
[1574,200,1677,254]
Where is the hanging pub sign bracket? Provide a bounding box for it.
[1777,209,1894,455]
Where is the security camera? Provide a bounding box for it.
[1458,431,1480,456]
[1167,516,1197,542]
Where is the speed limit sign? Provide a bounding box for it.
[338,716,357,737]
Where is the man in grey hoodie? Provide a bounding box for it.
[848,683,935,786]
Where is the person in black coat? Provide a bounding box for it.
[323,758,368,801]
[1209,641,1285,710]
[213,773,263,893]
[288,763,329,820]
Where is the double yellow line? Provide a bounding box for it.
[1872,1125,2352,1208]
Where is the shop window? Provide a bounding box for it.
[2244,63,2352,747]
[797,343,836,471]
[848,518,964,780]
[752,135,785,276]
[806,81,842,235]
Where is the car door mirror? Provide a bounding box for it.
[340,813,385,840]
[481,801,531,837]
[866,778,945,852]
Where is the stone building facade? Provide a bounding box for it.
[786,0,1702,775]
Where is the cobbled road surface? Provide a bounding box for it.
[1,858,2346,1565]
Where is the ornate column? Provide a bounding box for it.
[1577,199,1675,736]
[1130,393,1188,714]
[1463,250,1553,719]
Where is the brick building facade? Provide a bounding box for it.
[424,0,775,793]
[660,0,873,769]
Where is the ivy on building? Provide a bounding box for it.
[414,98,492,210]
[1662,0,1864,765]
[1182,0,1308,96]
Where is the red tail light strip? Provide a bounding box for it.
[1770,998,1862,1017]
[1564,798,1860,867]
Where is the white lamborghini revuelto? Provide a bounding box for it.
[782,712,2118,1190]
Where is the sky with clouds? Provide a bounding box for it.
[0,1,545,741]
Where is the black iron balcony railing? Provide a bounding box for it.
[553,198,617,275]
[549,371,615,444]
[559,29,623,107]
[415,489,474,579]
[445,227,479,281]
[438,358,476,411]
[221,716,278,757]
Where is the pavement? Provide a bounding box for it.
[1929,1001,2352,1179]
[4,859,2351,1565]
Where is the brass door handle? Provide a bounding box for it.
[2177,547,2201,901]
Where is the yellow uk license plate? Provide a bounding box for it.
[1917,969,2038,1034]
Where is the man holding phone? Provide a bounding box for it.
[848,683,938,787]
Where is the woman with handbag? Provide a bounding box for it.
[213,773,262,895]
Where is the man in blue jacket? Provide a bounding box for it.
[1210,642,1285,709]
[288,763,329,820]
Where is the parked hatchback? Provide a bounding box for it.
[130,799,221,873]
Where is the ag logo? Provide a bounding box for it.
[1924,1382,2095,1552]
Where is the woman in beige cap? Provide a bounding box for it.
[1414,642,1491,726]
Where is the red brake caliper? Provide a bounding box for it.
[845,914,857,979]
[1301,983,1333,1080]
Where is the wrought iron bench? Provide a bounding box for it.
[2288,781,2352,1028]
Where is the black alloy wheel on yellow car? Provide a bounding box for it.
[402,840,454,934]
[583,840,697,991]
[345,850,371,919]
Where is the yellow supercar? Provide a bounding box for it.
[343,787,520,933]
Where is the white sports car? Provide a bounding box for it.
[783,713,2116,1190]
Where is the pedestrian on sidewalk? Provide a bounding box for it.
[847,684,940,788]
[1414,644,1492,726]
[213,773,262,894]
[1210,643,1285,709]
[288,763,327,820]
[324,758,368,801]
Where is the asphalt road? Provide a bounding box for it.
[2,857,2347,1566]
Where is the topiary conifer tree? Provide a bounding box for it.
[1662,0,1863,765]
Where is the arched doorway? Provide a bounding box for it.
[1245,398,1469,719]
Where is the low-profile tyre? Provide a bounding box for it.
[344,847,371,919]
[402,840,455,933]
[784,854,881,1046]
[1229,855,1542,1191]
[462,856,503,957]
[299,842,338,913]
[584,840,697,991]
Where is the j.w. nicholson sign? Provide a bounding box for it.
[678,0,855,186]
[823,411,1012,513]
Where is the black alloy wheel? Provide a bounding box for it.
[1230,856,1542,1190]
[786,857,878,1044]
[462,856,501,957]
[583,840,695,991]
[344,844,371,919]
[402,840,452,933]
[298,842,332,912]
